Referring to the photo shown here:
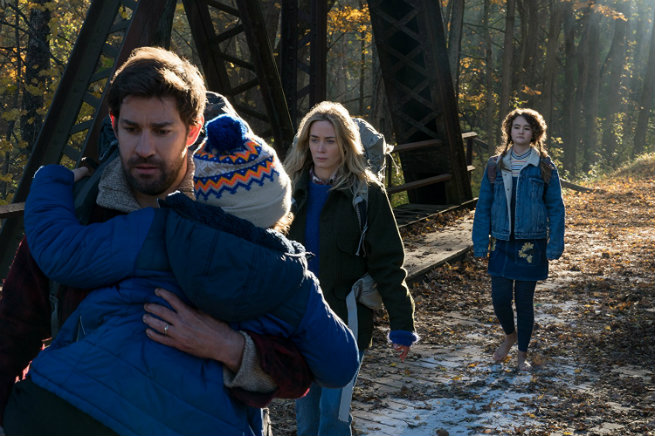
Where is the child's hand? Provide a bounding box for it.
[72,167,90,182]
[393,344,410,362]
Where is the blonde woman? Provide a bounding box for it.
[284,101,418,436]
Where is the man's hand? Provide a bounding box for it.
[143,288,245,372]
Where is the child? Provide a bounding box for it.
[21,114,360,436]
[472,108,565,371]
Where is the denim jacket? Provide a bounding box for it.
[472,148,565,260]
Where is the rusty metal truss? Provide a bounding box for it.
[0,0,471,278]
[368,0,471,205]
[183,0,294,147]
[0,0,177,276]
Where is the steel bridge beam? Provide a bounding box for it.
[368,0,472,205]
[0,0,176,277]
[183,0,294,152]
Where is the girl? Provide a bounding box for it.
[472,108,565,371]
[284,101,418,436]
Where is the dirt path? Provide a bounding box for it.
[269,156,655,436]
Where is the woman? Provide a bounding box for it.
[284,101,418,436]
[472,108,565,371]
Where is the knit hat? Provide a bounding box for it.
[193,114,292,228]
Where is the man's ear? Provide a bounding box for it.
[186,115,205,146]
[109,113,118,135]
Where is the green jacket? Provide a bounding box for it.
[288,169,415,350]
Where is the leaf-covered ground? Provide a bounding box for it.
[269,155,655,436]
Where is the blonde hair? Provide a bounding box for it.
[283,101,378,193]
[496,108,552,177]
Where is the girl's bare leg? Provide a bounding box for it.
[517,350,532,371]
[493,331,517,362]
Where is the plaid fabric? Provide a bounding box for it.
[0,205,123,424]
[230,333,313,407]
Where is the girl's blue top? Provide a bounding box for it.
[472,149,565,261]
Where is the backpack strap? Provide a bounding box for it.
[352,184,369,257]
[486,156,500,183]
[487,153,554,186]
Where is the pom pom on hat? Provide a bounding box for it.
[204,113,249,155]
[193,115,292,229]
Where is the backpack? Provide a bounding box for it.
[348,119,389,321]
[352,118,393,183]
[351,118,393,257]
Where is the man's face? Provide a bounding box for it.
[114,96,201,198]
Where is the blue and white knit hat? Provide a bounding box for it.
[193,114,292,228]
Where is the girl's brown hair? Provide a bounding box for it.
[496,108,552,179]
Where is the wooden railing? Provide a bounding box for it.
[385,131,479,195]
[0,132,483,220]
[0,203,24,220]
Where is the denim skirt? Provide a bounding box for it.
[488,236,548,281]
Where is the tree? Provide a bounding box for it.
[499,0,516,142]
[580,4,601,174]
[516,0,541,107]
[632,2,655,156]
[20,0,51,154]
[562,1,579,176]
[482,0,496,148]
[446,0,465,95]
[540,0,563,125]
[600,0,630,163]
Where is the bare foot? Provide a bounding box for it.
[492,332,517,362]
[517,351,532,371]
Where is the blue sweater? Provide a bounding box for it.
[304,181,331,276]
[24,165,359,436]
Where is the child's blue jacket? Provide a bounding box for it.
[472,149,565,260]
[24,165,359,436]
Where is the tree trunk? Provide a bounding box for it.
[499,0,516,145]
[482,0,495,148]
[541,0,563,125]
[359,0,366,115]
[517,0,540,106]
[622,0,650,152]
[562,3,578,177]
[633,4,655,157]
[2,1,22,199]
[581,7,601,174]
[447,0,465,96]
[600,0,630,162]
[20,0,51,154]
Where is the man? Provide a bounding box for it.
[0,47,311,434]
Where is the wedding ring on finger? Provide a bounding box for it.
[164,323,169,336]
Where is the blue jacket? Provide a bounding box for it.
[472,149,565,260]
[24,165,359,436]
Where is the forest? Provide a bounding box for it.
[0,0,653,206]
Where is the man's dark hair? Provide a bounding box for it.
[108,46,207,127]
